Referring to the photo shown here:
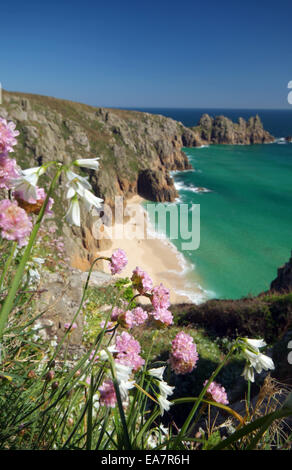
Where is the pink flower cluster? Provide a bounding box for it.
[152,307,173,326]
[0,200,32,247]
[115,331,145,371]
[121,307,148,329]
[98,379,117,408]
[0,118,19,157]
[0,156,20,190]
[109,249,128,275]
[204,380,229,405]
[151,283,170,310]
[169,331,199,375]
[131,266,153,294]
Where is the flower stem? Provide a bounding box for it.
[0,167,63,340]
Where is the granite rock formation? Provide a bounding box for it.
[192,113,274,145]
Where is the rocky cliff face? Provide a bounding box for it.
[0,91,198,264]
[270,253,292,292]
[0,91,275,265]
[192,113,274,145]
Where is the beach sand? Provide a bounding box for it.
[96,195,203,304]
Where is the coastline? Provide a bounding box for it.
[97,195,205,304]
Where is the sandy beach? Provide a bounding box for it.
[96,195,203,304]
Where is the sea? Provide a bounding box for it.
[129,108,292,302]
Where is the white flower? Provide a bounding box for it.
[75,184,103,211]
[242,364,255,382]
[11,173,38,201]
[148,366,166,381]
[240,336,275,381]
[158,395,172,416]
[115,362,134,401]
[65,197,81,226]
[158,380,175,398]
[74,158,100,170]
[243,338,267,349]
[98,345,117,361]
[65,169,92,190]
[22,166,46,178]
[115,362,133,383]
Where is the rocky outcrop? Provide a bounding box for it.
[137,169,178,201]
[270,253,292,292]
[192,113,274,145]
[285,136,292,142]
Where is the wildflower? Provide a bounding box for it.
[111,306,124,321]
[131,307,148,326]
[151,284,170,310]
[148,366,166,381]
[11,167,45,202]
[115,331,145,371]
[169,331,199,375]
[0,156,20,189]
[239,337,275,382]
[119,307,148,329]
[204,380,229,405]
[152,307,173,326]
[64,322,77,330]
[14,186,54,215]
[0,200,32,247]
[0,118,19,156]
[98,379,117,408]
[65,196,81,227]
[158,380,175,398]
[109,249,128,275]
[73,157,100,170]
[115,362,135,401]
[131,266,153,294]
[65,169,92,190]
[157,395,172,416]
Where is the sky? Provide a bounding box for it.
[1,0,292,109]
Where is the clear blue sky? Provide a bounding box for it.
[1,0,292,108]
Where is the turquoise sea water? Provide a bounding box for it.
[145,141,292,301]
[169,142,292,300]
[134,108,292,301]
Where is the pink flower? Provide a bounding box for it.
[109,249,128,275]
[151,283,170,310]
[111,306,124,321]
[98,379,117,408]
[131,266,153,294]
[169,331,199,375]
[115,331,145,371]
[119,307,148,329]
[0,199,32,247]
[131,307,148,326]
[64,322,77,330]
[152,308,173,326]
[204,381,229,405]
[0,118,19,156]
[14,186,54,215]
[0,157,20,189]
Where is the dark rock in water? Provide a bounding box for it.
[137,169,178,202]
[192,113,274,145]
[270,252,292,291]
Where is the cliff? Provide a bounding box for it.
[191,113,274,145]
[270,252,292,292]
[0,91,275,265]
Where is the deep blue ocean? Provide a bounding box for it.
[134,108,292,301]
